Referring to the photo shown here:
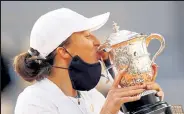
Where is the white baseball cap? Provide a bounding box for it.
[30,8,110,59]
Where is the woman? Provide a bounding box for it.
[14,8,164,114]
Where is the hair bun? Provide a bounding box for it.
[25,55,41,76]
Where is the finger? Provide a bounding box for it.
[117,89,145,97]
[120,96,141,103]
[116,84,147,92]
[146,82,161,91]
[144,82,155,87]
[156,91,164,101]
[156,91,164,97]
[144,82,154,85]
[152,63,159,68]
[151,63,158,81]
[112,68,128,88]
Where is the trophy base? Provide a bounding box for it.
[122,92,173,114]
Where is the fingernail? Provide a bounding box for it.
[137,95,141,99]
[141,89,145,91]
[157,92,161,96]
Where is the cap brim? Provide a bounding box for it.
[88,12,110,31]
[73,12,110,33]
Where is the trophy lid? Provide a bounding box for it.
[107,21,139,46]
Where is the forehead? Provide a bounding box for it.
[72,30,90,36]
[69,30,93,43]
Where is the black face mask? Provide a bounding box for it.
[53,48,102,91]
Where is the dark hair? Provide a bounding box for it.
[13,37,71,82]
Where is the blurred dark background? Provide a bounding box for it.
[1,1,184,114]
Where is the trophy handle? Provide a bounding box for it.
[146,33,165,64]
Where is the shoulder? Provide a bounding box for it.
[14,84,57,114]
[16,83,49,103]
[14,82,82,114]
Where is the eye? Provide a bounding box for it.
[85,34,90,38]
[86,35,90,37]
[85,34,91,39]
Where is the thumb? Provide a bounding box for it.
[112,66,128,88]
[152,63,158,81]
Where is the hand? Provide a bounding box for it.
[145,82,164,101]
[100,68,146,114]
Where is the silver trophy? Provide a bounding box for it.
[99,22,172,114]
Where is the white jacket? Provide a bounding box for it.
[14,78,124,114]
